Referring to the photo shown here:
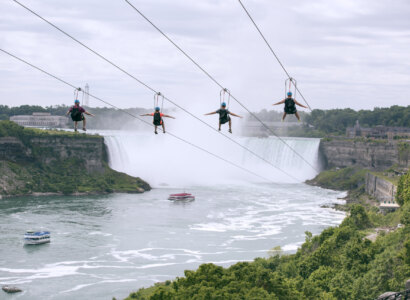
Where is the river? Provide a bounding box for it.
[0,133,346,299]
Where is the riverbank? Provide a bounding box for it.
[0,121,150,197]
[123,169,409,300]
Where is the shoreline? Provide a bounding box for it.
[0,188,148,199]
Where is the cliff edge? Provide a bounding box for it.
[319,137,409,170]
[0,121,150,197]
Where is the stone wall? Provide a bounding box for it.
[320,138,409,170]
[365,172,397,203]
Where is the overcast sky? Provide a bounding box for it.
[1,0,409,113]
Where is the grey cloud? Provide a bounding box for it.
[0,0,409,112]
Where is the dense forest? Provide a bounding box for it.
[125,170,410,300]
[1,105,409,135]
[249,105,410,136]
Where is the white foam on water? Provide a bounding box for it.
[282,242,304,252]
[210,259,253,265]
[89,231,112,237]
[108,247,231,264]
[60,278,137,294]
[0,265,82,284]
[135,263,178,269]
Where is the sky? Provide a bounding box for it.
[0,0,409,113]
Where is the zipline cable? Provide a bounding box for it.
[123,0,320,173]
[12,0,301,182]
[237,0,312,111]
[0,47,277,183]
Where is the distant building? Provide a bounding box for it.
[346,120,410,139]
[10,112,68,128]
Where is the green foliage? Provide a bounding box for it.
[125,205,409,300]
[0,120,99,144]
[250,105,410,137]
[396,171,410,206]
[0,120,26,137]
[0,159,147,196]
[341,205,372,229]
[400,203,410,226]
[304,105,410,135]
[306,167,367,190]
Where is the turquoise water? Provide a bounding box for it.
[0,184,345,299]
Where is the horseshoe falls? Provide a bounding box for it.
[103,131,321,187]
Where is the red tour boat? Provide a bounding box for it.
[168,193,195,201]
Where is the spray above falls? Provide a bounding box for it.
[103,131,320,188]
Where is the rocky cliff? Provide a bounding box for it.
[365,172,397,203]
[320,138,409,170]
[0,121,150,196]
[0,135,106,172]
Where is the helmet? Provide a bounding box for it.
[74,99,80,104]
[155,106,160,111]
[221,102,227,107]
[287,92,292,97]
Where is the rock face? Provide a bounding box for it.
[0,135,106,173]
[366,172,397,203]
[320,138,409,170]
[2,285,22,293]
[0,133,150,196]
[377,291,401,300]
[0,137,32,162]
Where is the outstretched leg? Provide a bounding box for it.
[162,123,166,134]
[82,116,87,131]
[295,112,301,121]
[282,112,287,121]
[228,119,232,133]
[154,125,158,134]
[218,121,221,131]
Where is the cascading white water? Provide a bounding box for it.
[103,131,320,187]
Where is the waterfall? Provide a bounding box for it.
[103,131,320,187]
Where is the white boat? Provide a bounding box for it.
[24,230,51,245]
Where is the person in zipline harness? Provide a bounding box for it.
[273,92,308,121]
[66,100,94,132]
[140,107,175,134]
[204,102,242,133]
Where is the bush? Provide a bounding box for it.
[306,167,367,190]
[396,171,410,206]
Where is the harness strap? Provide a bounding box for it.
[74,87,82,102]
[220,88,231,108]
[154,92,164,111]
[285,78,297,100]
